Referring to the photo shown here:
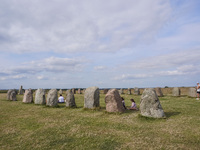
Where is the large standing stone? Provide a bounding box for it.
[84,86,100,109]
[7,89,14,100]
[119,88,123,95]
[66,89,71,95]
[188,87,196,97]
[10,91,17,101]
[46,89,58,107]
[140,88,165,118]
[172,87,180,96]
[35,89,46,105]
[66,91,76,107]
[23,89,33,103]
[128,88,131,95]
[104,89,109,94]
[134,87,140,95]
[105,89,125,113]
[72,88,76,94]
[155,87,164,97]
[59,89,63,94]
[18,85,24,95]
[78,89,81,94]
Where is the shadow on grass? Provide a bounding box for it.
[137,114,166,122]
[165,112,181,118]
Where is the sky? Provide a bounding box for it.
[0,0,200,89]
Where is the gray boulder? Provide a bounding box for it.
[188,87,196,97]
[140,88,165,118]
[59,89,63,94]
[84,86,99,109]
[35,89,46,105]
[46,89,58,107]
[105,89,125,113]
[72,88,76,94]
[23,89,33,103]
[10,91,17,101]
[66,89,71,95]
[134,87,140,95]
[18,85,24,95]
[155,87,164,97]
[119,88,123,95]
[66,91,76,107]
[7,89,14,100]
[172,87,180,96]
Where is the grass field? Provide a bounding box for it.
[0,93,200,150]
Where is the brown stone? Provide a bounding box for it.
[78,89,81,94]
[105,89,125,113]
[155,87,164,97]
[104,89,109,94]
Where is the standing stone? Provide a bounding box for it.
[46,89,58,107]
[66,89,71,95]
[128,88,131,95]
[78,89,81,94]
[10,91,17,101]
[82,89,86,94]
[35,89,46,105]
[72,88,76,94]
[119,88,123,95]
[7,89,14,100]
[18,85,24,95]
[66,90,76,107]
[84,86,100,109]
[140,88,165,118]
[104,89,109,94]
[23,89,33,103]
[59,89,63,94]
[134,87,140,95]
[155,87,164,97]
[105,89,125,113]
[172,87,180,96]
[188,87,196,97]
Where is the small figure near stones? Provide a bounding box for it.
[196,82,200,100]
[121,97,127,109]
[129,99,138,110]
[58,94,65,103]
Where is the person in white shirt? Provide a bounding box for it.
[58,94,65,103]
[196,82,200,100]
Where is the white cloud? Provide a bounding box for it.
[0,74,27,81]
[0,0,172,53]
[94,66,107,70]
[127,49,200,70]
[0,56,87,78]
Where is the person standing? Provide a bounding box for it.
[196,82,200,100]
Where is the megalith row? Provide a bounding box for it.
[7,86,166,118]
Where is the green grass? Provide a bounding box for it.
[0,93,200,150]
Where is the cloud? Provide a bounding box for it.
[0,57,87,79]
[0,0,172,53]
[127,49,200,70]
[37,75,48,80]
[0,74,27,81]
[94,66,107,70]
